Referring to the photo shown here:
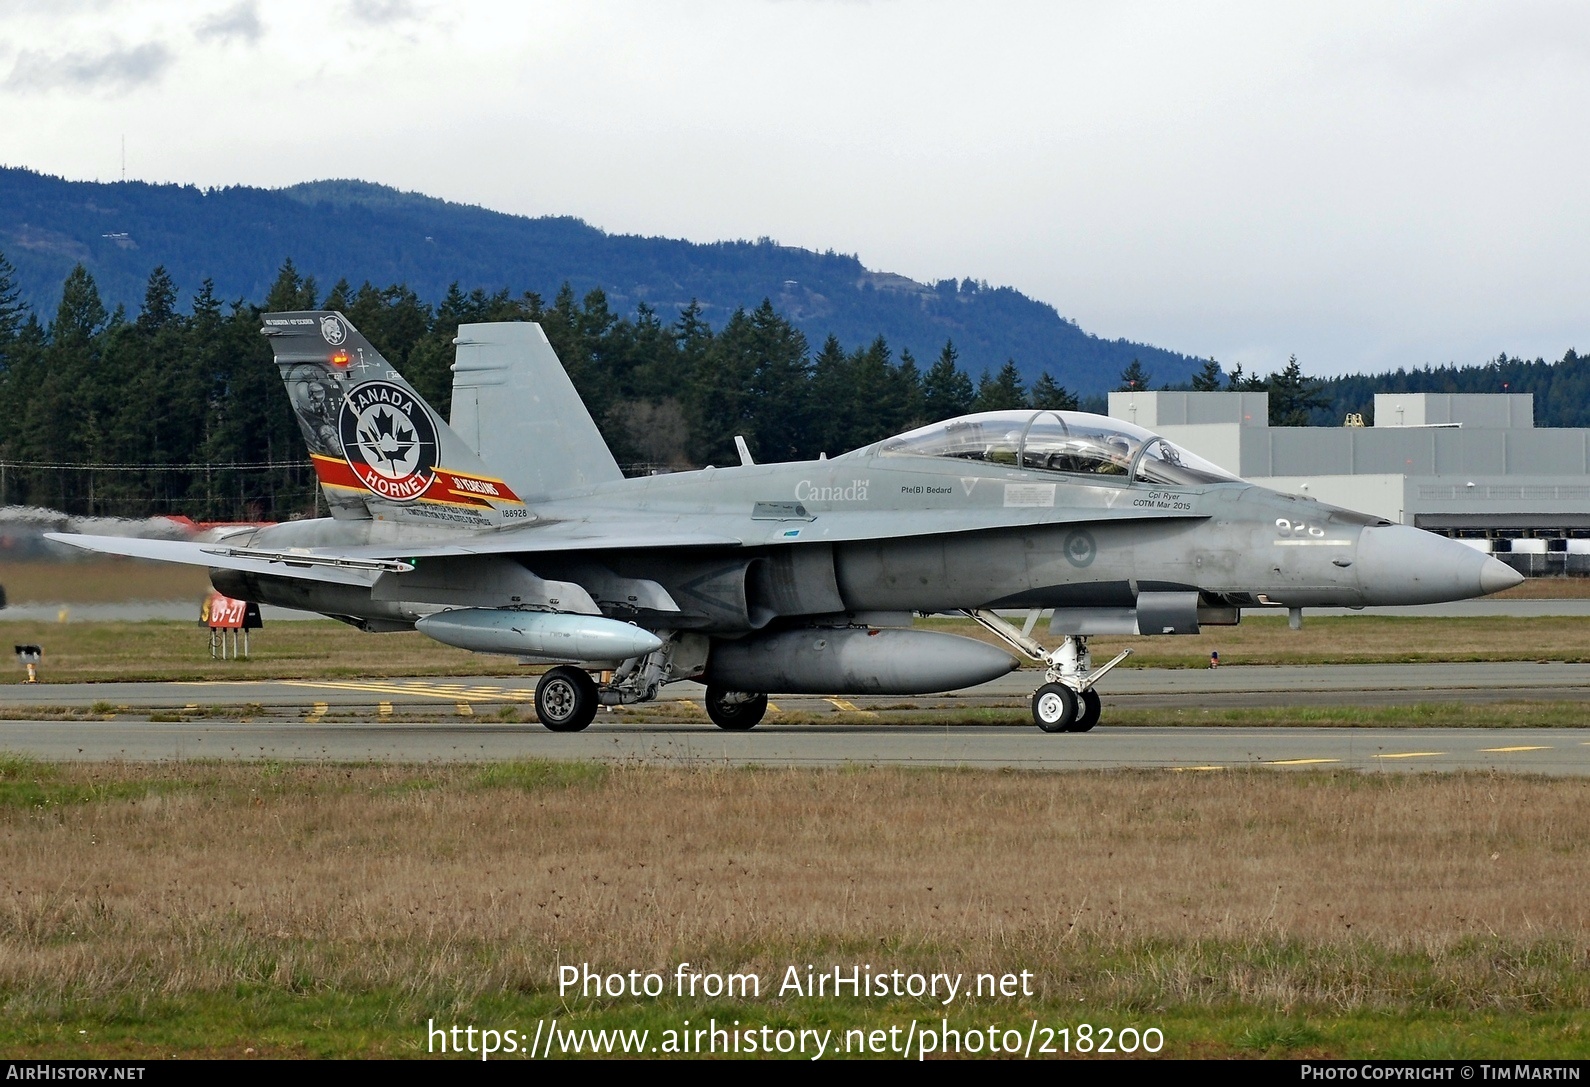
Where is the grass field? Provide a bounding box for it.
[0,759,1584,1059]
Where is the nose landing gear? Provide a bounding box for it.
[965,609,1128,733]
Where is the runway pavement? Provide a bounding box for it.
[5,661,1590,711]
[2,662,1590,771]
[0,717,1584,771]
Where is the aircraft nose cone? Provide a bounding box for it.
[1480,555,1524,595]
[1356,525,1520,605]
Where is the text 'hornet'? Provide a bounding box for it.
[51,312,1522,732]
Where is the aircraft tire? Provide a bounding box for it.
[535,666,598,732]
[705,687,767,731]
[1070,688,1102,733]
[1032,683,1077,733]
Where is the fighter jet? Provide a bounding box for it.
[51,311,1523,732]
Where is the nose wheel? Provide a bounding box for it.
[961,612,1126,734]
[1032,684,1077,732]
[1073,688,1101,732]
[1031,684,1102,732]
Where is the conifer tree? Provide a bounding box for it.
[807,334,855,455]
[0,251,27,364]
[744,299,812,462]
[1116,358,1150,392]
[922,339,973,421]
[263,259,316,311]
[1028,371,1079,411]
[972,361,1028,412]
[1267,354,1329,426]
[1190,357,1223,391]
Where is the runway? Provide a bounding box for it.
[2,662,1590,771]
[6,660,1590,711]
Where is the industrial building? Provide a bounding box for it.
[1108,390,1590,576]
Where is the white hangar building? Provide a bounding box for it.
[1108,390,1590,576]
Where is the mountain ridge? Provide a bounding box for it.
[0,167,1201,394]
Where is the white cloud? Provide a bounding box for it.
[195,1,263,45]
[0,0,1584,373]
[344,0,421,26]
[5,41,172,93]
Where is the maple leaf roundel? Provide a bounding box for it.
[338,381,440,502]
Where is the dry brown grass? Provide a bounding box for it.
[0,762,1586,1012]
[1493,577,1590,599]
[0,559,213,604]
[0,620,525,682]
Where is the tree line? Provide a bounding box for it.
[1122,345,1590,429]
[3,255,1581,521]
[0,257,1085,520]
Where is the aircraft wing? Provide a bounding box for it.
[45,534,389,585]
[45,520,745,575]
[47,503,1196,573]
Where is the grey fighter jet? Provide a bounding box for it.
[51,311,1523,732]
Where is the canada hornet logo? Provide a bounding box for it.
[320,314,348,346]
[337,382,439,501]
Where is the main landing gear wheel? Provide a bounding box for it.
[1032,683,1078,733]
[535,666,598,732]
[1072,688,1101,733]
[705,687,768,731]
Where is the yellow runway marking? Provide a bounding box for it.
[280,680,529,703]
[766,702,782,714]
[1374,751,1445,759]
[455,703,473,717]
[1173,765,1227,772]
[307,701,328,720]
[824,697,878,717]
[1479,746,1550,753]
[378,702,393,717]
[183,703,199,711]
[1266,758,1340,766]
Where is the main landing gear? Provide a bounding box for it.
[531,635,747,733]
[535,666,599,732]
[704,686,768,730]
[532,670,768,732]
[964,609,1127,733]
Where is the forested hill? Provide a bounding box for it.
[0,168,1199,395]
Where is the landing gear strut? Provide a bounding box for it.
[535,666,599,732]
[704,686,768,731]
[965,610,1128,733]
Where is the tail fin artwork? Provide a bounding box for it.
[265,311,528,531]
[449,322,623,500]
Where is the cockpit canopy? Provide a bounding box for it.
[865,410,1241,487]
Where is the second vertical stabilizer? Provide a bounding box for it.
[449,322,624,500]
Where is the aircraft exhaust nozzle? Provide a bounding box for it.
[705,627,1019,695]
[416,609,663,663]
[1356,525,1524,605]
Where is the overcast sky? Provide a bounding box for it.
[1,0,1587,377]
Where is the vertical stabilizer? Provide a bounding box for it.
[449,322,623,500]
[264,311,529,531]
